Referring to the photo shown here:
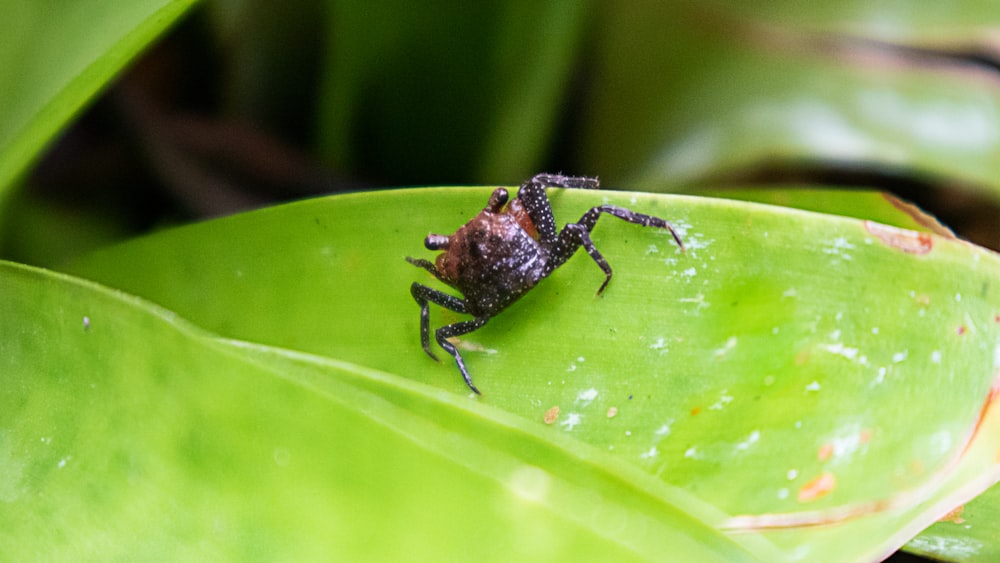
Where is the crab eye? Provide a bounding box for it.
[424,234,450,250]
[487,188,509,212]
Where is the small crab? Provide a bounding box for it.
[407,173,685,394]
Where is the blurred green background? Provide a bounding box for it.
[6,0,1000,268]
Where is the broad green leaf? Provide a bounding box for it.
[0,0,197,198]
[0,260,776,561]
[66,187,1000,559]
[578,2,1000,200]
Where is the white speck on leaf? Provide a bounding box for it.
[931,350,942,364]
[787,469,798,480]
[679,293,709,309]
[576,388,598,405]
[736,430,760,451]
[646,244,659,254]
[805,381,821,392]
[906,535,982,558]
[823,237,855,261]
[824,342,859,360]
[783,287,798,298]
[714,336,737,358]
[777,488,789,499]
[709,390,734,410]
[824,426,869,463]
[873,366,887,385]
[684,447,699,459]
[655,422,673,436]
[893,350,908,363]
[560,413,582,431]
[640,446,658,460]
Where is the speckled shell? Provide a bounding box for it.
[435,208,548,316]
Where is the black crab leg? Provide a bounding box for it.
[552,223,614,295]
[517,173,600,247]
[552,205,685,295]
[435,316,490,395]
[409,282,469,361]
[406,256,452,285]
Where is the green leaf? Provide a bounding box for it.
[65,187,1000,559]
[0,0,196,197]
[697,0,1000,39]
[578,3,1000,199]
[0,260,774,561]
[693,188,949,234]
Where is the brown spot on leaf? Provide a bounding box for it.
[690,406,701,416]
[865,221,933,254]
[938,505,965,524]
[859,429,872,444]
[606,407,618,418]
[958,325,968,336]
[882,194,956,238]
[817,443,834,461]
[543,406,560,424]
[798,472,835,502]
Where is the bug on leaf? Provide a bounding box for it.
[407,173,684,394]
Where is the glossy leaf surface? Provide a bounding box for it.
[65,187,1000,560]
[0,260,774,561]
